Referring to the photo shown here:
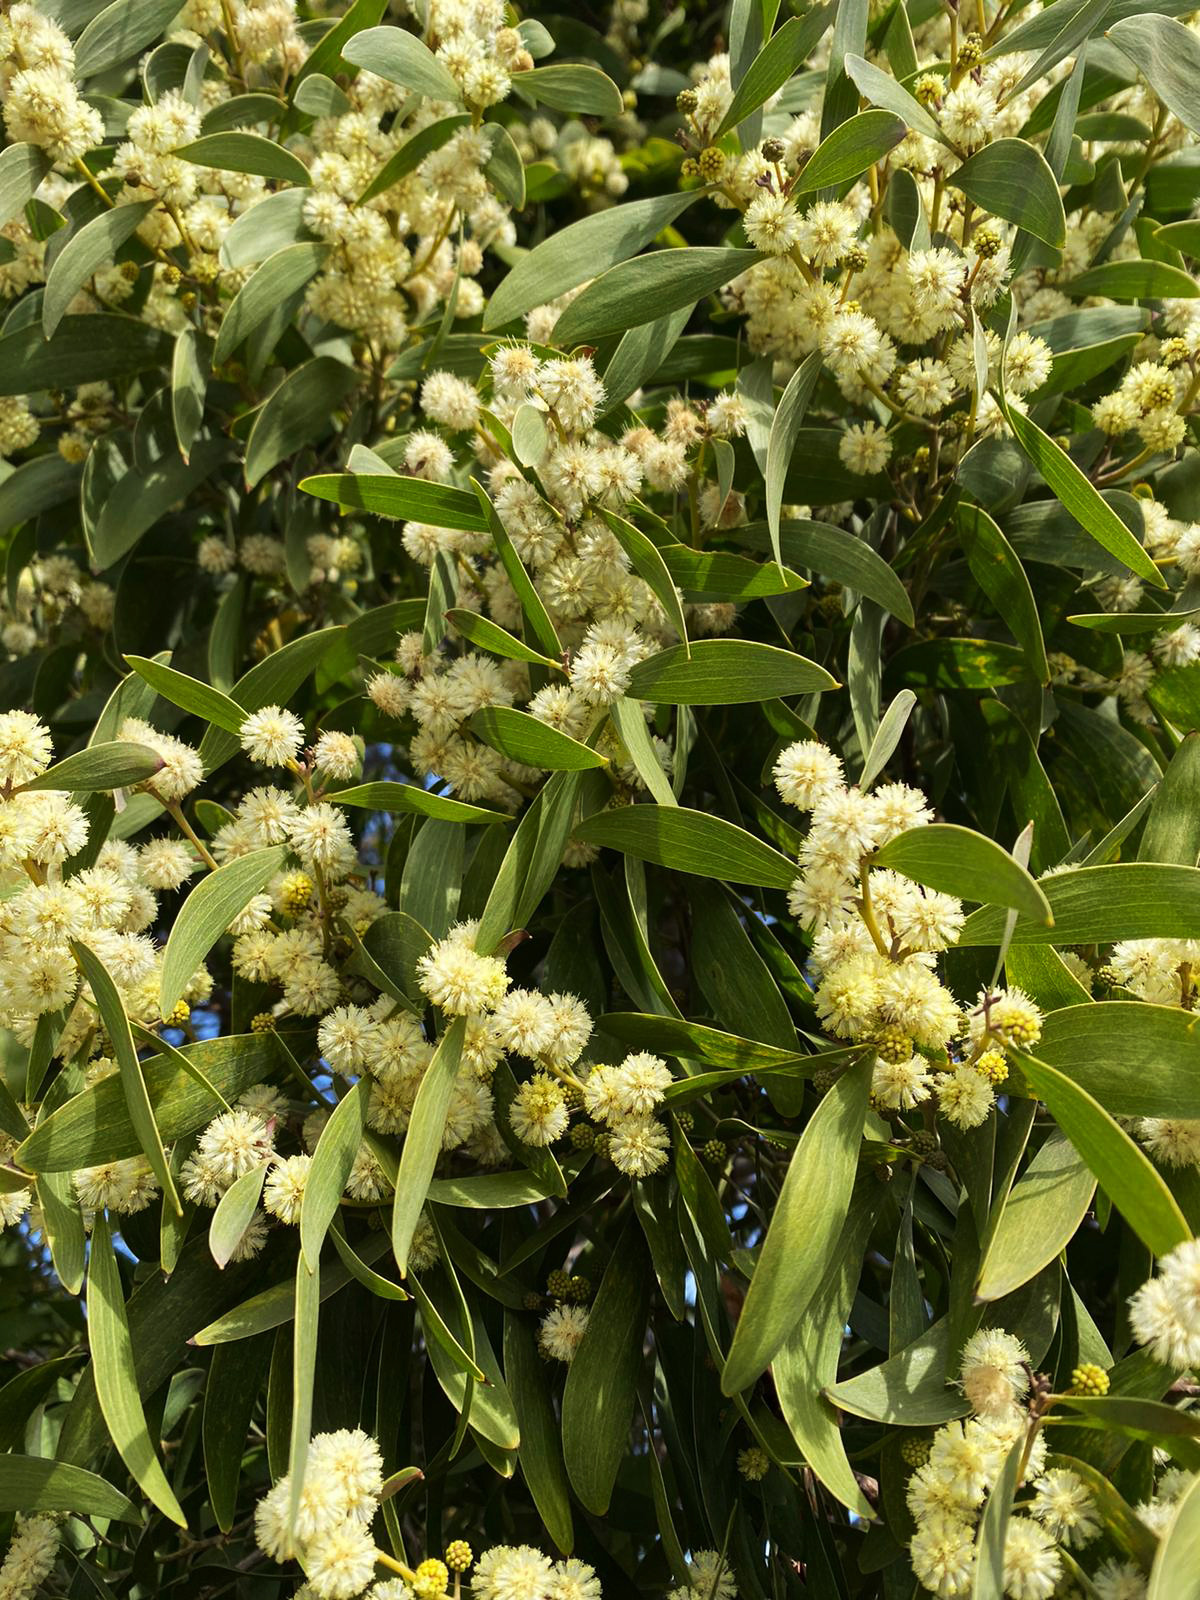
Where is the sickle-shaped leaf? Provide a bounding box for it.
[43,201,156,337]
[87,1215,188,1527]
[160,846,288,1016]
[1018,1051,1191,1257]
[392,1018,466,1274]
[873,822,1053,921]
[722,1057,872,1394]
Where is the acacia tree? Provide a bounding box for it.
[1,2,1200,1598]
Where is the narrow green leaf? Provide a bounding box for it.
[1035,1001,1200,1120]
[552,249,760,346]
[43,201,156,338]
[0,1456,138,1523]
[950,138,1067,247]
[740,519,914,624]
[392,1018,465,1274]
[245,357,357,488]
[971,1438,1024,1600]
[160,846,288,1016]
[561,1227,651,1514]
[0,144,51,229]
[476,771,583,952]
[976,1135,1096,1302]
[765,352,823,570]
[628,638,836,704]
[342,24,462,99]
[73,942,181,1216]
[87,1215,188,1526]
[484,193,700,331]
[203,1337,272,1532]
[843,51,946,143]
[74,0,183,76]
[722,1058,872,1394]
[471,479,562,661]
[1108,14,1200,138]
[213,242,328,366]
[445,608,560,669]
[1149,1469,1200,1600]
[124,654,247,735]
[171,326,208,461]
[960,863,1200,945]
[470,706,606,771]
[23,741,162,793]
[299,1080,366,1271]
[285,1251,320,1543]
[958,503,1049,683]
[872,823,1053,921]
[574,805,797,890]
[600,508,689,653]
[609,697,677,807]
[504,1314,573,1551]
[330,780,510,825]
[1003,406,1166,587]
[793,108,908,194]
[859,689,917,790]
[1018,1051,1191,1256]
[1063,258,1200,300]
[208,1162,268,1269]
[717,9,836,138]
[520,64,623,118]
[359,114,470,202]
[176,132,311,185]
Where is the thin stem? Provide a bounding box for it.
[165,800,220,871]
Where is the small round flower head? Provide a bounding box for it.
[773,740,844,810]
[240,706,304,767]
[0,710,52,787]
[318,1005,379,1073]
[305,1518,379,1599]
[313,731,359,781]
[538,1303,590,1362]
[416,927,509,1015]
[491,988,557,1058]
[687,1552,736,1600]
[537,357,605,433]
[871,1054,931,1111]
[196,1108,275,1187]
[608,1115,669,1178]
[308,1428,383,1522]
[476,1544,554,1600]
[548,1559,600,1600]
[609,1052,672,1115]
[1001,1516,1061,1600]
[412,1559,449,1600]
[510,1074,569,1147]
[421,370,480,431]
[838,420,892,476]
[1129,1238,1200,1367]
[0,1516,59,1600]
[1092,1559,1149,1600]
[1028,1467,1100,1547]
[542,992,592,1065]
[908,1510,975,1599]
[936,1064,994,1130]
[959,1328,1029,1417]
[137,838,197,890]
[971,987,1043,1050]
[263,1154,312,1226]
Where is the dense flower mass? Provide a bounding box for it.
[3,2,1200,1598]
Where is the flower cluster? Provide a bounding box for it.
[255,1428,603,1600]
[771,737,1043,1130]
